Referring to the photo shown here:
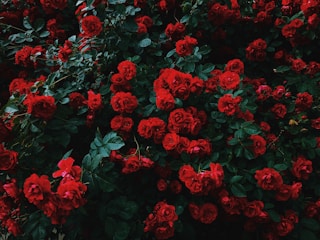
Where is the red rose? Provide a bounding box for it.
[162,132,180,151]
[260,121,271,132]
[291,156,313,180]
[188,202,200,220]
[23,174,51,205]
[217,94,242,116]
[187,139,212,157]
[219,71,241,90]
[156,202,178,223]
[291,182,302,199]
[225,58,244,74]
[175,36,198,57]
[117,60,137,80]
[138,117,166,144]
[157,179,168,191]
[87,90,102,111]
[57,180,87,210]
[245,38,267,62]
[9,78,32,95]
[5,218,22,237]
[295,92,313,112]
[80,15,103,37]
[69,92,86,109]
[272,85,286,100]
[111,115,134,133]
[198,203,218,224]
[271,103,287,118]
[256,85,272,101]
[291,58,307,73]
[23,95,57,120]
[205,69,221,93]
[0,144,18,171]
[111,92,138,113]
[155,89,175,111]
[167,108,191,134]
[249,134,267,157]
[154,223,175,240]
[3,179,20,201]
[275,184,292,201]
[15,46,33,67]
[40,0,67,10]
[209,163,224,188]
[311,117,320,129]
[52,157,81,181]
[255,168,283,190]
[122,155,141,174]
[111,73,126,86]
[276,217,295,236]
[243,200,264,218]
[178,165,196,182]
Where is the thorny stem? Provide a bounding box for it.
[0,22,40,39]
[50,74,72,87]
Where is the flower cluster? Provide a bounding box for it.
[0,0,320,239]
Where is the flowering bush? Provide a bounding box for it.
[0,0,320,239]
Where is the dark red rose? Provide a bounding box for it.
[167,108,192,134]
[117,60,137,80]
[187,139,212,157]
[69,92,86,109]
[169,180,182,194]
[111,92,138,113]
[243,200,264,218]
[178,165,196,182]
[291,182,302,199]
[40,0,67,10]
[291,156,313,180]
[0,144,18,171]
[111,115,134,133]
[272,85,286,100]
[80,15,103,37]
[157,179,168,191]
[219,71,241,90]
[23,174,51,205]
[275,184,292,201]
[5,219,22,237]
[3,179,20,201]
[255,168,283,190]
[311,117,320,129]
[271,103,287,118]
[245,38,267,62]
[225,58,244,74]
[15,46,33,67]
[156,201,178,223]
[295,92,313,112]
[249,134,267,157]
[199,203,218,224]
[9,78,32,95]
[291,58,307,73]
[162,132,180,151]
[276,217,295,236]
[155,89,175,111]
[111,73,126,86]
[122,155,141,174]
[23,95,57,120]
[175,36,198,57]
[154,223,175,240]
[210,163,224,188]
[217,94,242,116]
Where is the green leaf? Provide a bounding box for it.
[108,0,126,4]
[231,183,247,197]
[39,31,50,38]
[23,17,33,30]
[62,149,73,159]
[34,18,45,32]
[266,209,281,222]
[273,163,288,171]
[114,221,130,240]
[91,154,103,170]
[230,175,243,184]
[274,65,291,73]
[301,218,320,232]
[138,38,151,48]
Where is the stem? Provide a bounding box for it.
[50,74,72,87]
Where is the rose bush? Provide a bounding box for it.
[0,0,320,239]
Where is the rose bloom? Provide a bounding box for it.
[110,92,138,113]
[272,85,286,100]
[217,94,242,116]
[271,103,287,118]
[80,15,103,37]
[155,89,175,111]
[40,0,67,10]
[69,92,86,109]
[187,139,212,157]
[249,134,267,157]
[169,180,182,194]
[291,182,302,199]
[0,144,18,171]
[219,71,241,90]
[57,180,87,210]
[9,78,32,95]
[275,184,292,201]
[87,90,102,111]
[255,168,283,190]
[175,36,198,57]
[225,58,244,74]
[188,202,200,220]
[15,46,33,67]
[23,95,57,120]
[117,60,137,80]
[243,200,264,218]
[23,174,51,205]
[311,117,320,129]
[199,203,218,224]
[291,156,313,180]
[295,92,313,112]
[52,157,81,181]
[162,132,181,151]
[291,58,307,73]
[276,217,295,236]
[156,201,178,223]
[111,115,134,133]
[122,155,141,174]
[178,165,196,182]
